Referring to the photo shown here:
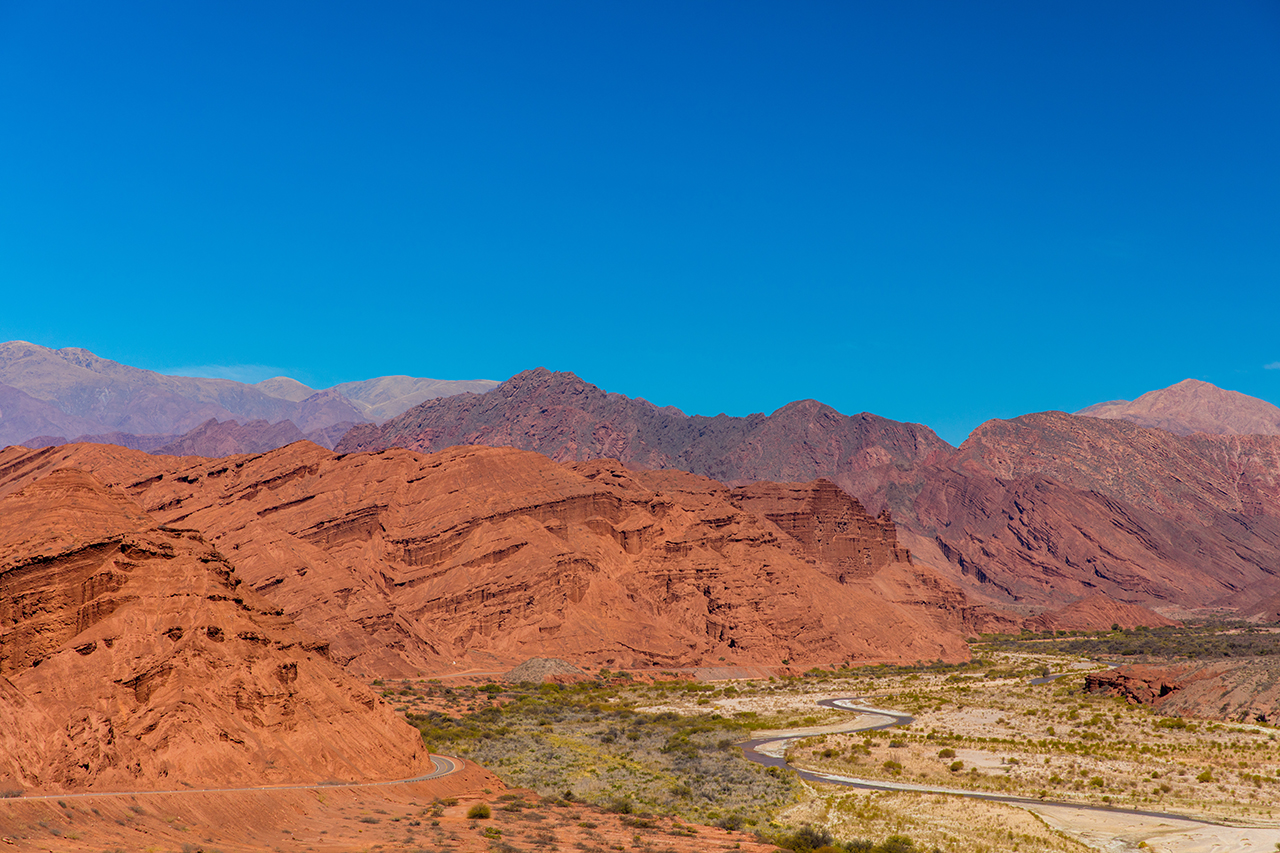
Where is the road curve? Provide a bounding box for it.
[11,753,461,803]
[739,698,1222,829]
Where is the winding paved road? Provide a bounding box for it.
[9,754,461,802]
[739,697,1223,830]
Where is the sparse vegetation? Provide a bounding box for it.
[980,621,1280,660]
[398,676,796,826]
[380,637,1280,852]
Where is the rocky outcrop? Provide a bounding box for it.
[503,657,589,683]
[1085,660,1280,723]
[0,466,429,793]
[1078,378,1280,437]
[730,479,910,583]
[1085,665,1190,706]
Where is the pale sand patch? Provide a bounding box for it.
[1026,803,1280,852]
[785,789,1092,853]
[753,712,895,739]
[638,689,862,717]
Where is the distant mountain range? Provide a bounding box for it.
[5,341,1280,624]
[0,341,497,452]
[339,368,1280,623]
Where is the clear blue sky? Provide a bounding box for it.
[2,1,1277,444]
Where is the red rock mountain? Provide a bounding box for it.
[0,441,974,677]
[1077,378,1280,437]
[901,412,1280,617]
[337,367,954,501]
[336,370,1280,623]
[0,460,429,794]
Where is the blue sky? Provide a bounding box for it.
[2,1,1277,444]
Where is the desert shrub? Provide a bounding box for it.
[767,824,833,851]
[877,835,919,853]
[467,803,491,819]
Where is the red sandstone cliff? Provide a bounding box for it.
[0,465,429,793]
[0,441,973,677]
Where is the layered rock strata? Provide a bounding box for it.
[0,441,973,677]
[0,464,429,793]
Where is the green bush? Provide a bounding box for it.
[466,803,491,819]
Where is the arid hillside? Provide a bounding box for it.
[0,464,430,794]
[1086,659,1280,723]
[0,441,977,677]
[905,412,1280,615]
[333,369,1280,621]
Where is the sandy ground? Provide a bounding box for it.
[1027,803,1280,853]
[691,677,1280,853]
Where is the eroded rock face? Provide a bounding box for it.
[1085,659,1280,724]
[904,413,1280,614]
[0,466,429,793]
[335,371,1280,622]
[730,479,910,583]
[0,441,973,677]
[1027,593,1177,632]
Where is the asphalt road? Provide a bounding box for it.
[739,697,1222,829]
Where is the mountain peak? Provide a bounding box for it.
[1077,379,1280,437]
